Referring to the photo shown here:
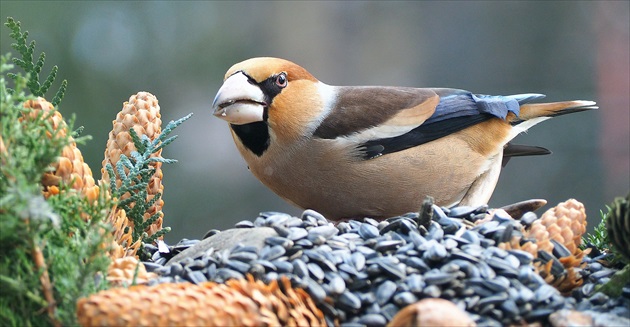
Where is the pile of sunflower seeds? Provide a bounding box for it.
[143,205,630,326]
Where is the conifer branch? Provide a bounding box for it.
[4,17,66,104]
[107,113,192,244]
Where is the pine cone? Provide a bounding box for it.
[21,97,99,203]
[107,256,156,287]
[529,199,589,293]
[538,199,587,254]
[101,92,164,239]
[606,193,630,262]
[76,276,326,327]
[499,199,590,294]
[107,206,141,259]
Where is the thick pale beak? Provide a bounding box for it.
[212,72,266,125]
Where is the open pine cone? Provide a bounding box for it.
[499,199,590,294]
[107,205,141,259]
[106,256,156,287]
[537,199,588,255]
[76,276,326,326]
[22,97,99,203]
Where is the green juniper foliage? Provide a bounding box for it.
[579,194,630,300]
[582,210,612,253]
[582,202,627,266]
[0,51,111,325]
[5,17,66,105]
[105,113,192,244]
[0,17,190,326]
[0,18,190,326]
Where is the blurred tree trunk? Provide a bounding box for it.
[597,1,630,201]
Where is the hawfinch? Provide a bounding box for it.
[212,57,596,220]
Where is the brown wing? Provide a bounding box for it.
[313,86,439,139]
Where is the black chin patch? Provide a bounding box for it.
[230,122,270,156]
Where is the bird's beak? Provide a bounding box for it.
[212,72,267,125]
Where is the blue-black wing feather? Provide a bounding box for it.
[359,90,545,159]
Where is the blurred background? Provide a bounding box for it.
[1,1,628,243]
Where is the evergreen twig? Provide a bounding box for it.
[108,113,192,244]
[1,19,110,325]
[5,17,66,105]
[582,206,625,265]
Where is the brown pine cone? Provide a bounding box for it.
[22,97,99,203]
[538,199,588,255]
[76,276,326,327]
[107,206,141,259]
[529,199,589,293]
[106,256,156,287]
[499,199,590,294]
[101,92,164,239]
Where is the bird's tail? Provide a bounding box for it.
[509,100,598,125]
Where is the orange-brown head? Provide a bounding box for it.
[213,57,329,154]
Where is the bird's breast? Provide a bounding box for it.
[237,135,502,219]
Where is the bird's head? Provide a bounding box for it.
[212,57,333,154]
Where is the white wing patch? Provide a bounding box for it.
[340,122,420,144]
[306,82,338,134]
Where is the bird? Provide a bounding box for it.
[211,57,597,220]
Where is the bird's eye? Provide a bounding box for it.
[275,73,287,88]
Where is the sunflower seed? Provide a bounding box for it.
[328,274,346,294]
[216,267,244,281]
[295,238,314,247]
[426,222,445,240]
[393,291,417,306]
[226,260,250,273]
[448,205,477,218]
[235,220,254,228]
[405,256,430,272]
[590,269,615,280]
[339,291,362,311]
[359,223,380,239]
[146,202,629,327]
[405,274,425,293]
[260,244,286,261]
[264,236,293,248]
[375,240,404,252]
[520,212,538,226]
[508,250,534,265]
[375,280,397,305]
[550,239,571,258]
[358,313,387,327]
[272,260,293,273]
[424,269,457,285]
[284,227,307,241]
[534,284,558,303]
[185,270,207,284]
[308,262,326,281]
[308,225,338,241]
[306,277,327,303]
[422,241,448,261]
[229,251,257,262]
